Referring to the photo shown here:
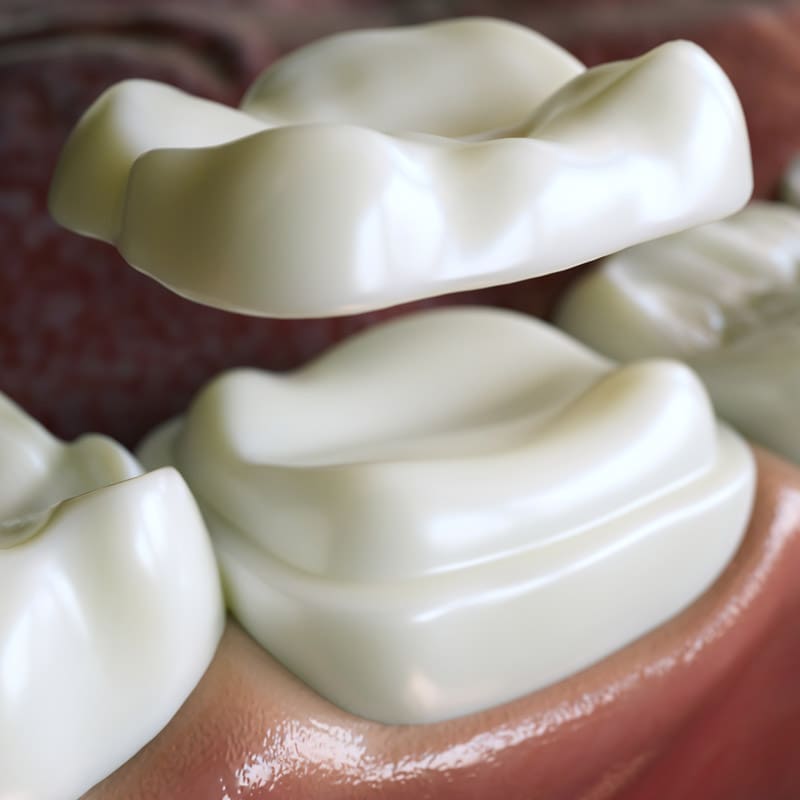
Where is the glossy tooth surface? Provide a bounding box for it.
[0,393,224,800]
[556,201,800,463]
[240,17,584,136]
[50,23,751,318]
[138,308,754,725]
[782,155,800,208]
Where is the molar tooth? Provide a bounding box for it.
[49,18,580,249]
[50,25,751,318]
[138,307,754,725]
[555,201,800,462]
[0,394,224,800]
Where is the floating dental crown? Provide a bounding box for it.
[50,18,752,317]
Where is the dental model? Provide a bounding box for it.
[0,393,224,800]
[138,307,755,724]
[555,201,800,462]
[782,155,800,207]
[48,19,752,317]
[38,14,762,792]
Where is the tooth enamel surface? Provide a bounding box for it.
[555,201,800,463]
[0,393,224,800]
[50,24,751,318]
[138,308,754,724]
[241,17,584,137]
[782,155,800,208]
[48,18,580,249]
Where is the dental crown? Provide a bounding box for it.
[49,18,752,318]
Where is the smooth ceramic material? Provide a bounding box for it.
[0,393,224,800]
[138,308,755,724]
[49,21,752,317]
[241,17,584,135]
[556,201,800,462]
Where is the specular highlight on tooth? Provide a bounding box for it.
[0,393,224,800]
[138,308,755,725]
[555,201,800,463]
[50,22,752,318]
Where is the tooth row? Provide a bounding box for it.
[49,22,751,318]
[11,16,761,795]
[555,201,800,461]
[0,394,224,800]
[138,308,755,724]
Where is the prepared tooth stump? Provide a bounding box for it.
[33,13,764,795]
[138,308,755,724]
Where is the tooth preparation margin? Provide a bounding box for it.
[49,21,752,318]
[0,393,224,800]
[555,201,800,463]
[138,307,755,725]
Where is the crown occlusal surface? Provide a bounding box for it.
[555,201,800,462]
[49,21,752,318]
[783,155,800,208]
[138,308,755,724]
[0,394,224,800]
[241,17,584,137]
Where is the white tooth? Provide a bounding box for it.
[138,308,754,725]
[0,394,224,800]
[782,155,800,208]
[48,18,580,249]
[50,26,751,318]
[241,18,584,136]
[48,80,266,243]
[555,201,800,462]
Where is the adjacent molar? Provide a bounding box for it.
[48,18,580,256]
[0,393,224,800]
[555,201,800,463]
[138,307,755,725]
[50,21,752,318]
